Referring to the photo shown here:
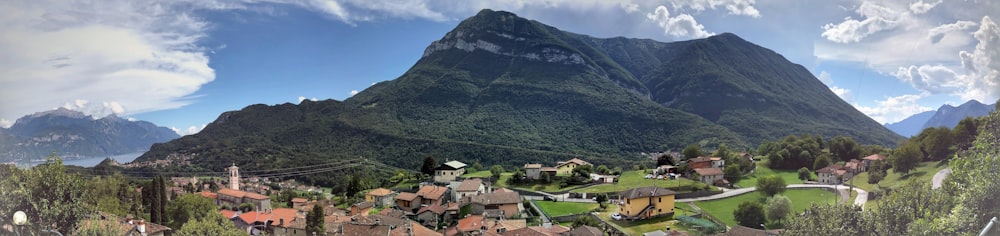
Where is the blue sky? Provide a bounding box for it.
[1,0,997,135]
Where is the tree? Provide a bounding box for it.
[867,160,887,186]
[540,172,552,184]
[282,190,299,207]
[713,144,733,162]
[73,219,128,236]
[829,136,861,162]
[656,154,673,166]
[917,127,954,161]
[952,117,979,151]
[173,210,246,236]
[490,165,504,180]
[571,164,593,180]
[595,194,608,207]
[734,201,766,229]
[797,167,811,181]
[166,194,220,229]
[420,156,437,177]
[892,142,921,175]
[765,195,792,223]
[756,175,787,197]
[306,204,325,235]
[724,164,742,182]
[596,165,611,175]
[84,173,142,218]
[813,154,831,171]
[12,153,90,234]
[572,215,601,227]
[683,144,703,160]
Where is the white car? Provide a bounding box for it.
[610,213,623,220]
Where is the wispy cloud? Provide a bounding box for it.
[854,94,934,124]
[297,96,318,103]
[667,0,760,18]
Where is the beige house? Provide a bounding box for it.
[555,158,592,176]
[365,188,397,207]
[434,161,467,183]
[454,178,486,200]
[619,186,676,220]
[468,191,523,219]
[817,164,848,185]
[524,163,542,179]
[694,167,724,185]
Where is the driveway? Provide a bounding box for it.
[932,167,952,189]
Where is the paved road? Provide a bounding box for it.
[932,167,952,189]
[676,184,869,207]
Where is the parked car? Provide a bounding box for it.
[610,213,623,220]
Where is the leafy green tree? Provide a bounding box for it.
[595,194,608,207]
[756,175,786,197]
[829,136,861,162]
[471,161,485,173]
[866,160,887,186]
[765,195,792,223]
[571,164,594,181]
[813,154,831,171]
[84,173,142,218]
[683,144,703,160]
[167,193,220,229]
[656,154,673,166]
[541,172,552,184]
[420,156,437,177]
[797,167,811,181]
[892,142,921,175]
[595,165,611,175]
[917,127,954,161]
[734,201,766,229]
[490,165,504,180]
[25,154,91,233]
[174,211,246,236]
[951,117,979,151]
[724,164,742,182]
[612,166,623,175]
[572,215,601,227]
[306,204,325,235]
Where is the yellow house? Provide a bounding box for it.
[619,186,677,220]
[555,158,592,176]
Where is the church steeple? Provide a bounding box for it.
[227,163,240,190]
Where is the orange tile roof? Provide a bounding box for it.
[199,191,217,199]
[244,191,270,200]
[396,192,419,201]
[219,210,238,219]
[694,167,724,176]
[238,211,271,224]
[410,222,443,236]
[456,178,483,192]
[493,188,514,193]
[417,185,448,200]
[863,154,888,161]
[457,215,486,232]
[291,198,308,203]
[269,208,298,227]
[217,188,246,198]
[367,188,394,197]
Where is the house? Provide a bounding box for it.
[524,163,543,179]
[689,156,714,169]
[844,159,863,174]
[738,152,755,162]
[694,167,725,185]
[862,154,888,172]
[351,201,374,216]
[291,197,308,209]
[817,164,848,185]
[267,208,301,236]
[655,165,677,175]
[564,225,603,236]
[235,211,272,234]
[590,173,618,183]
[555,158,592,176]
[366,188,397,208]
[454,178,486,200]
[396,192,421,213]
[448,214,529,236]
[434,160,467,183]
[416,204,446,228]
[217,188,272,212]
[540,167,558,178]
[710,157,725,168]
[619,186,677,220]
[468,191,524,219]
[416,185,450,207]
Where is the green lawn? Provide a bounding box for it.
[571,170,702,193]
[595,204,692,235]
[462,170,493,178]
[850,161,947,191]
[532,200,600,217]
[694,189,838,227]
[733,163,807,188]
[461,171,513,188]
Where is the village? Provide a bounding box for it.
[113,146,911,236]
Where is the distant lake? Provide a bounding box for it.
[61,152,145,167]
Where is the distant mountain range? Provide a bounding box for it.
[885,100,995,137]
[0,108,179,162]
[136,9,901,176]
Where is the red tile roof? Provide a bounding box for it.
[238,211,271,224]
[863,154,888,161]
[417,185,448,200]
[457,178,483,192]
[367,188,394,197]
[457,215,486,232]
[817,164,845,174]
[199,191,217,199]
[417,204,446,215]
[291,197,308,203]
[219,210,238,219]
[396,192,419,201]
[694,167,724,176]
[269,208,298,227]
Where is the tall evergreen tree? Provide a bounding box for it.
[306,204,325,235]
[420,156,437,177]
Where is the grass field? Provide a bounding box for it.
[733,162,807,188]
[532,200,600,217]
[594,204,693,235]
[850,161,948,191]
[571,170,702,193]
[694,189,838,227]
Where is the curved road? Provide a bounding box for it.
[676,184,869,207]
[932,167,952,189]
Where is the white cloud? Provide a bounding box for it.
[817,71,834,85]
[854,94,934,124]
[830,86,852,101]
[171,124,206,136]
[0,119,12,129]
[928,20,977,44]
[350,90,360,96]
[909,0,942,14]
[821,1,904,43]
[0,0,215,123]
[297,96,318,103]
[620,1,640,13]
[895,64,963,93]
[646,5,713,39]
[957,16,1000,103]
[667,0,760,18]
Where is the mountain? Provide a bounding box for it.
[885,111,936,137]
[136,10,900,184]
[885,100,995,137]
[0,108,179,162]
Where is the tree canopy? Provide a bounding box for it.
[756,175,787,197]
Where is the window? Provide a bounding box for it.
[658,197,661,203]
